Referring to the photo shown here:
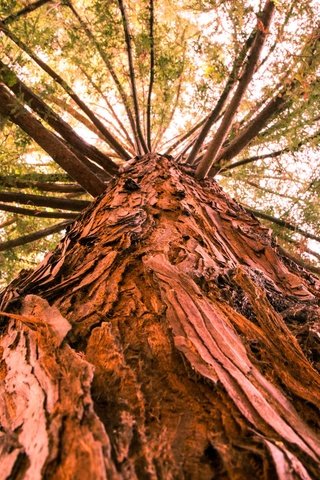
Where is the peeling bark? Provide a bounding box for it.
[0,154,319,479]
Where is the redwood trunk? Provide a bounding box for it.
[0,155,319,479]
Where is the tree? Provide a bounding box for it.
[0,0,319,281]
[0,1,319,478]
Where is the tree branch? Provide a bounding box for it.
[117,0,148,153]
[0,192,89,211]
[0,21,130,161]
[277,233,320,263]
[153,59,185,151]
[48,95,106,142]
[2,173,72,183]
[78,69,135,151]
[195,0,275,179]
[146,0,155,151]
[186,28,256,165]
[164,116,207,155]
[0,204,77,219]
[209,95,286,175]
[0,175,84,193]
[0,221,72,252]
[0,84,106,197]
[207,27,320,176]
[0,61,118,176]
[1,0,51,25]
[277,244,320,276]
[246,207,320,243]
[65,1,137,154]
[0,218,16,229]
[220,148,287,172]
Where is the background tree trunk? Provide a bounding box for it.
[0,154,319,479]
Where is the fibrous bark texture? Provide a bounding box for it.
[0,154,319,479]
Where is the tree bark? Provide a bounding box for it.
[0,154,319,479]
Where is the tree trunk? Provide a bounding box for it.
[0,154,319,479]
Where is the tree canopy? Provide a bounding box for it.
[0,0,319,286]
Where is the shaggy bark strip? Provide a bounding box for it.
[0,295,117,480]
[0,154,319,479]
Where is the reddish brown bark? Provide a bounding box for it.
[0,155,319,479]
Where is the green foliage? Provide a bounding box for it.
[0,0,320,283]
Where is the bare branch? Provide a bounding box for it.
[0,21,130,160]
[153,63,185,151]
[277,233,320,263]
[0,175,84,194]
[0,61,118,176]
[0,204,77,219]
[246,207,320,243]
[0,218,16,229]
[146,0,155,151]
[186,28,256,165]
[239,180,299,202]
[209,95,286,176]
[195,0,275,179]
[48,95,110,142]
[207,28,320,176]
[0,221,72,252]
[1,0,51,25]
[220,148,286,172]
[276,244,320,276]
[2,173,71,183]
[0,84,106,197]
[78,69,135,151]
[0,192,89,211]
[164,117,207,155]
[65,1,137,154]
[220,125,320,173]
[174,132,199,163]
[117,0,148,153]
